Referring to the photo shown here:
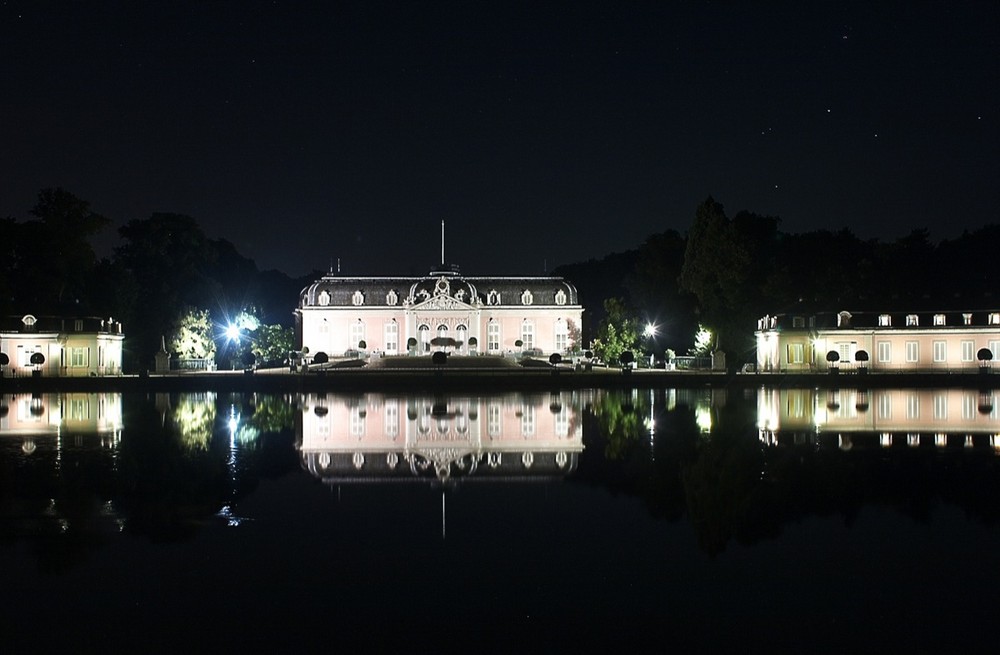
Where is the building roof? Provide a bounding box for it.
[0,315,123,334]
[759,309,1000,331]
[297,267,580,309]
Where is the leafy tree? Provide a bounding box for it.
[252,323,294,365]
[679,198,778,363]
[115,213,220,366]
[12,189,110,312]
[169,308,217,360]
[591,297,638,365]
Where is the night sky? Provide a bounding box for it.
[2,1,997,278]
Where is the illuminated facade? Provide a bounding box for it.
[756,310,1000,373]
[0,315,124,377]
[294,263,583,359]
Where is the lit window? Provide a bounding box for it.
[907,394,920,419]
[74,319,84,331]
[933,314,946,326]
[521,321,534,350]
[554,319,568,352]
[962,340,974,362]
[990,313,1000,326]
[456,324,468,352]
[70,348,88,367]
[350,321,365,350]
[877,341,891,363]
[837,311,851,327]
[963,313,973,325]
[878,314,891,327]
[788,343,804,364]
[906,314,919,326]
[352,290,364,306]
[419,324,430,353]
[906,341,919,362]
[933,394,947,420]
[555,289,567,306]
[933,341,946,362]
[487,321,500,352]
[521,289,533,305]
[487,290,500,305]
[386,289,398,306]
[384,321,398,354]
[318,290,330,306]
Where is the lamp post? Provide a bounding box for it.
[643,322,657,367]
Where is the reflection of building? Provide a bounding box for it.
[298,392,583,483]
[0,314,124,377]
[0,392,123,449]
[294,258,582,358]
[756,310,1000,373]
[758,387,1000,450]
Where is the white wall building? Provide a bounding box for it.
[756,309,1000,373]
[0,315,124,377]
[295,262,583,359]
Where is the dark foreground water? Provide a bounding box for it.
[2,387,1000,652]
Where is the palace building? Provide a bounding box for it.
[0,314,124,377]
[294,224,584,360]
[756,309,1000,373]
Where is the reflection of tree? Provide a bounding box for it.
[583,388,1000,557]
[173,393,218,450]
[589,390,649,460]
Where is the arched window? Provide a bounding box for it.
[521,289,533,305]
[554,288,567,305]
[352,290,364,306]
[455,324,468,353]
[419,324,431,353]
[317,290,330,306]
[386,289,398,306]
[487,290,500,305]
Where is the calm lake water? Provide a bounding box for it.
[2,387,1000,652]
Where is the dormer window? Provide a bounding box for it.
[74,320,84,332]
[837,311,851,328]
[487,290,500,305]
[933,314,946,326]
[792,316,805,328]
[963,313,973,326]
[317,290,330,306]
[990,313,1000,326]
[386,289,398,306]
[906,314,919,326]
[555,289,567,306]
[878,314,891,327]
[521,289,534,306]
[352,290,364,306]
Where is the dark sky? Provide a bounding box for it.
[2,1,997,278]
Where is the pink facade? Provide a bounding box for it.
[294,265,583,360]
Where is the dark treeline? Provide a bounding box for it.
[1,189,315,370]
[5,190,998,370]
[556,196,1000,365]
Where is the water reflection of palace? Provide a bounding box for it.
[298,392,584,483]
[0,392,123,449]
[758,387,1000,450]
